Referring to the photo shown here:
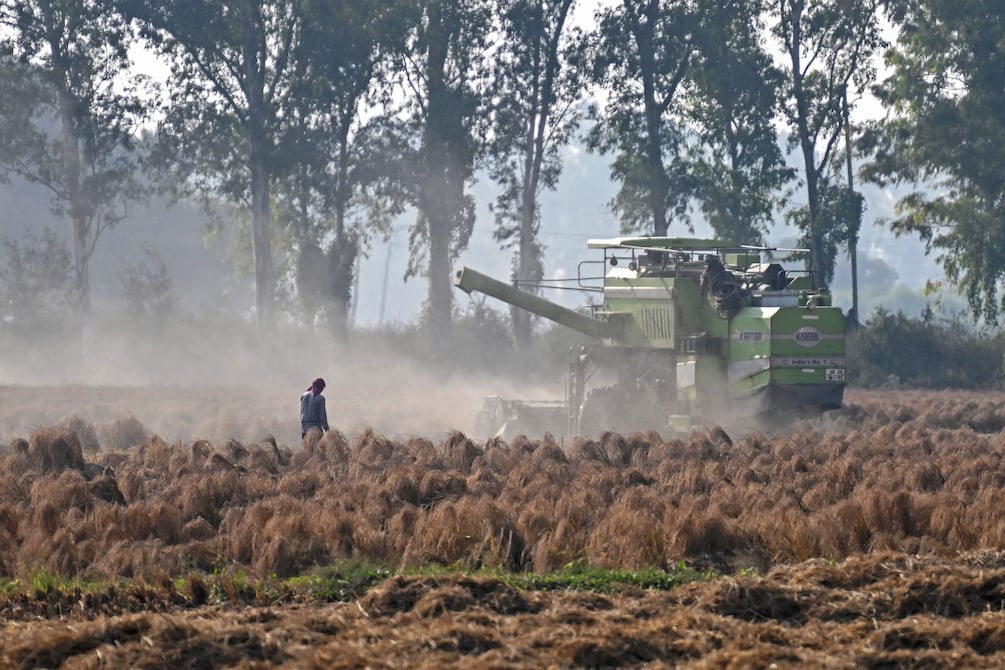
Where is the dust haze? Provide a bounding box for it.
[0,314,564,448]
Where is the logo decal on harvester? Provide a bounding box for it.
[793,326,820,347]
[737,331,763,342]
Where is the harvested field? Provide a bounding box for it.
[5,554,1005,668]
[3,387,1005,668]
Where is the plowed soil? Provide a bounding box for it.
[4,387,1005,668]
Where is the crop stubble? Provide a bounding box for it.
[2,387,1005,667]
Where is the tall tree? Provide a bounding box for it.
[123,0,301,331]
[0,0,145,315]
[685,0,793,245]
[587,0,700,236]
[862,0,1005,324]
[487,0,582,346]
[278,0,408,340]
[769,0,883,286]
[390,0,489,351]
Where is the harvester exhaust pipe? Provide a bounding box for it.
[453,266,621,341]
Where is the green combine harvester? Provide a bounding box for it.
[454,237,847,438]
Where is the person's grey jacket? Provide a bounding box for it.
[300,392,329,434]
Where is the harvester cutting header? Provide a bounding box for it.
[454,237,846,438]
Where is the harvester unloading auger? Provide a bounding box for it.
[454,237,847,438]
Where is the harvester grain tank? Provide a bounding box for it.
[454,237,846,437]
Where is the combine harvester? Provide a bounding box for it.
[454,237,847,438]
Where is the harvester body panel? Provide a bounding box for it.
[454,236,847,437]
[724,305,846,411]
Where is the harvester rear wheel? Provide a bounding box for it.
[578,386,663,436]
[578,386,621,436]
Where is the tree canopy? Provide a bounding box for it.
[586,0,700,237]
[487,0,583,345]
[685,0,792,245]
[863,0,1005,323]
[0,0,146,315]
[279,0,409,339]
[386,0,490,350]
[3,0,1005,331]
[769,0,886,287]
[122,0,303,331]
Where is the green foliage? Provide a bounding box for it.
[586,0,700,236]
[848,308,1005,389]
[11,0,1004,339]
[454,298,587,381]
[123,0,308,328]
[285,561,393,602]
[2,559,711,611]
[30,566,59,595]
[685,0,793,245]
[0,0,149,313]
[487,0,581,231]
[356,300,577,383]
[0,228,77,327]
[388,558,713,592]
[486,0,582,346]
[500,559,712,593]
[786,179,865,286]
[125,0,297,203]
[376,0,491,349]
[119,244,175,317]
[274,0,410,338]
[26,566,100,597]
[451,297,517,372]
[769,0,886,287]
[862,0,1005,324]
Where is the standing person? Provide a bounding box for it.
[300,377,330,438]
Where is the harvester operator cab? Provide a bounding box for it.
[747,262,788,291]
[640,249,669,271]
[636,249,696,277]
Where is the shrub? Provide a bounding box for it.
[119,245,175,317]
[97,416,149,452]
[60,416,100,454]
[0,228,77,327]
[848,309,1005,389]
[27,429,85,474]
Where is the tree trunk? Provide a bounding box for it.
[53,54,90,315]
[428,213,452,350]
[635,3,670,236]
[514,213,538,345]
[423,0,454,354]
[511,0,573,348]
[243,0,275,331]
[802,141,825,285]
[513,184,536,347]
[786,0,825,287]
[61,105,91,315]
[329,119,355,343]
[327,240,356,345]
[249,140,275,329]
[514,73,540,348]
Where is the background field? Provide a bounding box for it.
[3,387,1005,667]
